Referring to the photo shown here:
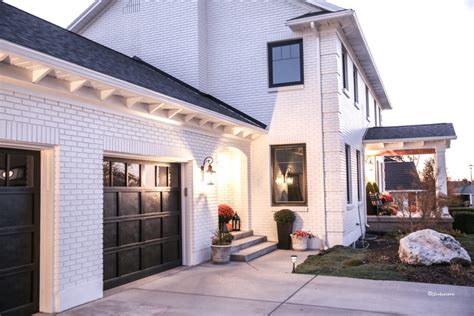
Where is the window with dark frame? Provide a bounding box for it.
[268,39,304,88]
[353,65,359,104]
[345,144,352,204]
[342,48,348,90]
[374,100,378,126]
[365,86,370,120]
[271,144,307,206]
[356,150,362,202]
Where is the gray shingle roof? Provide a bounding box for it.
[384,162,422,191]
[364,123,456,141]
[0,3,266,129]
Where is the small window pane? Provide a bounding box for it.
[281,45,291,59]
[112,162,126,187]
[290,44,300,58]
[8,154,34,187]
[272,46,281,61]
[158,167,168,187]
[0,154,5,186]
[103,161,110,187]
[127,163,140,187]
[272,145,306,205]
[169,164,180,188]
[144,165,156,187]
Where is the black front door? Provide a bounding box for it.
[103,158,181,289]
[0,148,40,315]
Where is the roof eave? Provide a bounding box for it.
[363,135,457,144]
[286,10,392,110]
[1,39,267,135]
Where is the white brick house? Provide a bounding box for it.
[0,1,455,314]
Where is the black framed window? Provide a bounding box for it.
[342,47,348,90]
[271,144,307,205]
[268,39,304,87]
[374,100,378,126]
[356,150,362,202]
[345,144,352,204]
[365,86,370,120]
[353,65,359,104]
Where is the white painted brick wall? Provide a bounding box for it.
[0,86,250,310]
[77,0,386,246]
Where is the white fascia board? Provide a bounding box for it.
[286,10,353,28]
[363,135,457,144]
[0,40,266,135]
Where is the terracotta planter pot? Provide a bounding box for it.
[292,236,308,251]
[276,222,293,249]
[211,244,232,264]
[307,237,321,250]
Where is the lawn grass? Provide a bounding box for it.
[295,234,474,285]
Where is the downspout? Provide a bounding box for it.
[315,22,329,250]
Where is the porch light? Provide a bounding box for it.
[291,255,297,273]
[200,156,216,185]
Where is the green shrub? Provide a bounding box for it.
[449,207,474,215]
[366,182,378,215]
[273,209,296,224]
[452,212,474,234]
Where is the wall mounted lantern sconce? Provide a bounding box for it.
[275,167,294,185]
[200,156,216,185]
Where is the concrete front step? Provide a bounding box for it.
[230,230,253,241]
[230,235,267,253]
[230,241,278,262]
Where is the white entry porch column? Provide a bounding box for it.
[435,147,449,216]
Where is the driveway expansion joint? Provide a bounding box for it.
[267,275,317,315]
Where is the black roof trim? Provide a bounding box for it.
[0,2,266,129]
[364,123,456,141]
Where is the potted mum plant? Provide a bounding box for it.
[291,230,309,251]
[218,204,235,232]
[273,209,295,249]
[307,231,321,250]
[211,229,234,264]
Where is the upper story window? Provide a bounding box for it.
[353,65,359,104]
[345,144,352,204]
[271,144,307,206]
[374,100,378,126]
[342,48,349,90]
[268,39,304,88]
[365,86,370,120]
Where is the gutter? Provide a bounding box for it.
[68,0,110,33]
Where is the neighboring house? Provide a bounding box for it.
[0,1,456,314]
[453,184,474,207]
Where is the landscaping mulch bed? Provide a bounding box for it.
[296,234,474,286]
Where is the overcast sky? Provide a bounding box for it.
[5,0,474,180]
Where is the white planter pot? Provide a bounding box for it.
[291,237,308,251]
[211,244,232,264]
[308,237,321,250]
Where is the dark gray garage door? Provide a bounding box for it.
[0,148,40,315]
[103,158,181,289]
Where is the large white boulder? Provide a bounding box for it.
[399,229,471,266]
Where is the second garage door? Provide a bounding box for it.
[103,158,181,289]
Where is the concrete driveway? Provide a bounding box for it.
[62,250,474,316]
